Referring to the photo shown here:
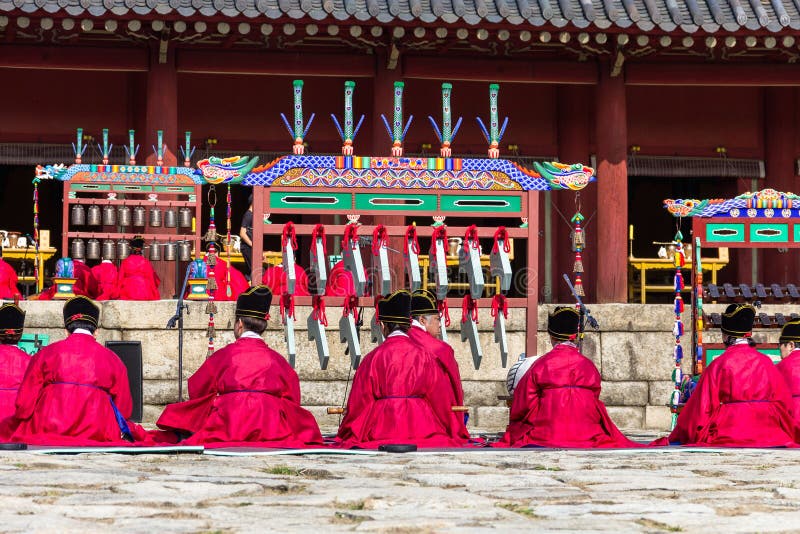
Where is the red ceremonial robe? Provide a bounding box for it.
[497,343,641,448]
[408,322,469,439]
[156,336,323,447]
[337,331,467,449]
[7,332,153,445]
[203,256,249,301]
[117,254,160,300]
[662,343,798,447]
[0,258,21,300]
[777,350,800,426]
[38,259,96,300]
[0,345,30,428]
[91,261,119,300]
[262,264,310,296]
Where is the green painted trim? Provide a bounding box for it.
[795,224,800,243]
[112,184,153,192]
[750,223,789,243]
[354,193,436,212]
[705,223,745,243]
[270,191,352,210]
[440,194,522,213]
[705,347,780,365]
[154,186,195,193]
[70,184,111,192]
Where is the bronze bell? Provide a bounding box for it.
[163,241,177,261]
[178,240,192,261]
[117,239,131,260]
[102,239,116,261]
[70,238,85,260]
[133,206,146,227]
[102,204,116,226]
[178,207,193,228]
[149,242,161,261]
[118,206,131,227]
[86,238,101,260]
[164,208,177,228]
[86,205,102,226]
[150,208,162,227]
[71,204,86,226]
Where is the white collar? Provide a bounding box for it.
[387,329,408,339]
[72,328,94,337]
[411,319,425,330]
[239,331,263,340]
[732,337,750,346]
[555,341,577,348]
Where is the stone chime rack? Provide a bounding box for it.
[704,283,800,302]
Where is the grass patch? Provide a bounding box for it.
[497,502,541,519]
[531,464,563,472]
[263,465,298,476]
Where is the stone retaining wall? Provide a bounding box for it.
[17,300,777,433]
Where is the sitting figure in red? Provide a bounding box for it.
[498,306,639,448]
[5,296,152,445]
[0,246,21,300]
[262,263,310,297]
[0,304,30,428]
[37,258,96,301]
[91,259,119,301]
[117,236,160,300]
[337,289,466,449]
[776,319,800,428]
[664,304,797,447]
[156,286,323,447]
[408,289,468,440]
[203,242,249,301]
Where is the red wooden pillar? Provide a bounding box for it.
[145,43,178,167]
[594,64,628,303]
[763,87,798,284]
[556,85,594,302]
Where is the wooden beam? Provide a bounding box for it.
[176,49,374,77]
[0,45,148,71]
[627,63,800,86]
[403,56,597,84]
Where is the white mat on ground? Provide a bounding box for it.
[27,445,204,455]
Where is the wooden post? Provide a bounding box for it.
[145,42,178,167]
[252,186,266,284]
[556,85,594,302]
[763,87,798,284]
[595,63,628,303]
[527,190,540,356]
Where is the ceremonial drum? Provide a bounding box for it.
[70,238,85,260]
[86,205,101,226]
[102,240,116,260]
[178,208,193,228]
[178,241,192,261]
[118,206,131,227]
[149,208,162,227]
[133,206,147,227]
[86,238,101,260]
[117,239,130,260]
[150,242,161,261]
[103,205,116,226]
[71,205,86,226]
[164,208,177,228]
[163,242,177,261]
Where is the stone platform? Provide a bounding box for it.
[15,300,792,432]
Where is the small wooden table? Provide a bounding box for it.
[3,247,57,292]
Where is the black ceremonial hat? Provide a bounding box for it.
[721,303,755,337]
[235,285,273,320]
[378,289,412,326]
[130,235,145,250]
[0,304,25,333]
[780,319,800,344]
[63,296,100,328]
[547,306,580,341]
[411,289,438,317]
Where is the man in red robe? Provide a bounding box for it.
[156,286,323,447]
[117,236,160,300]
[663,304,797,447]
[0,304,29,427]
[91,260,119,300]
[262,264,310,296]
[204,247,250,301]
[408,289,468,440]
[777,319,800,425]
[6,296,152,445]
[37,258,96,300]
[337,289,466,449]
[498,307,640,448]
[0,247,21,300]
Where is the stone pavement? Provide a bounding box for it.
[2,432,800,533]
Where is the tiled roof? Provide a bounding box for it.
[1,0,800,32]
